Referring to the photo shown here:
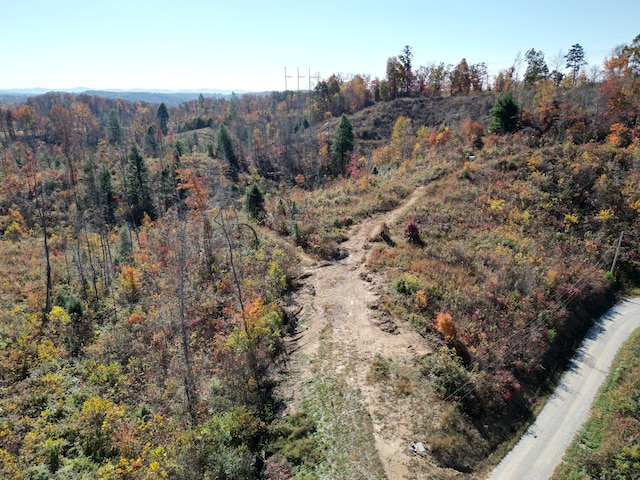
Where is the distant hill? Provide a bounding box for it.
[0,93,30,105]
[0,88,272,106]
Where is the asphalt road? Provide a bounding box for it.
[487,298,640,480]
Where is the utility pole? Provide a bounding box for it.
[296,68,306,142]
[308,68,320,134]
[610,231,624,275]
[284,68,294,147]
[284,67,293,91]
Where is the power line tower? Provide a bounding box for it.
[308,68,320,134]
[284,67,293,91]
[296,68,306,141]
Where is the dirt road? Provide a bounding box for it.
[282,186,438,479]
[487,298,640,480]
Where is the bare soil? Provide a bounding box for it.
[278,186,466,479]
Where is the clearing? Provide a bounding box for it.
[278,186,466,479]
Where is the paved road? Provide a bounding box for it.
[487,298,640,480]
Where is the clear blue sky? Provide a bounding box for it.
[2,0,638,92]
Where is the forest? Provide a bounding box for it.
[0,36,639,479]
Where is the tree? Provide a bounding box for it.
[549,69,565,86]
[125,142,156,227]
[215,123,240,181]
[493,66,516,92]
[470,62,487,92]
[330,114,354,176]
[524,49,549,86]
[450,58,471,96]
[159,162,179,213]
[157,102,169,136]
[390,116,413,161]
[244,183,265,221]
[144,124,159,157]
[623,33,640,75]
[107,109,122,146]
[98,163,116,225]
[49,104,77,185]
[27,151,53,322]
[197,93,205,113]
[398,45,413,96]
[565,44,587,86]
[427,62,449,97]
[340,74,371,113]
[600,39,640,128]
[13,104,37,137]
[385,57,402,100]
[488,91,520,134]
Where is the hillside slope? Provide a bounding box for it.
[0,73,638,478]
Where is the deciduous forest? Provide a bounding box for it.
[1,36,639,478]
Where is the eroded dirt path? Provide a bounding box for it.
[281,186,437,479]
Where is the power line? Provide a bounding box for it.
[443,253,610,405]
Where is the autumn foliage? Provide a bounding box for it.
[435,312,457,342]
[1,33,640,478]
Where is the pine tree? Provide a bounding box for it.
[398,45,413,96]
[107,109,122,146]
[488,91,520,134]
[157,102,169,136]
[330,114,354,176]
[126,143,156,227]
[98,164,116,225]
[159,162,179,213]
[244,183,265,221]
[215,123,240,181]
[144,124,159,157]
[565,44,587,86]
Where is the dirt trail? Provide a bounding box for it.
[282,186,435,479]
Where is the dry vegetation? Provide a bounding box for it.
[1,37,640,478]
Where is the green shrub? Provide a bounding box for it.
[268,410,324,469]
[422,346,471,398]
[392,273,422,296]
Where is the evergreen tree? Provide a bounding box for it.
[330,114,354,176]
[215,123,240,181]
[623,34,640,75]
[244,183,265,221]
[398,45,413,96]
[159,162,179,213]
[197,93,205,113]
[157,102,169,136]
[144,124,159,157]
[98,164,116,225]
[81,156,116,226]
[126,143,156,227]
[524,49,549,86]
[565,44,587,86]
[107,109,122,146]
[488,91,520,134]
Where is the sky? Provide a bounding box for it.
[2,0,639,92]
